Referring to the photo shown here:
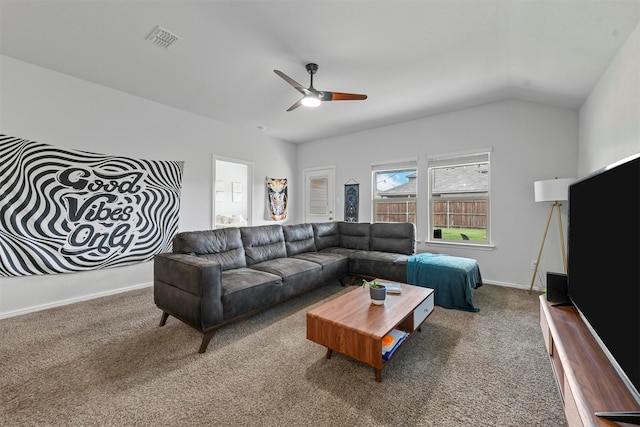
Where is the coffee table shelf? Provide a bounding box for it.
[306,282,434,382]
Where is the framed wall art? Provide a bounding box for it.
[215,181,225,202]
[232,182,242,202]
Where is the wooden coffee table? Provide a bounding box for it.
[306,281,434,382]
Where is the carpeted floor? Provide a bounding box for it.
[0,282,566,426]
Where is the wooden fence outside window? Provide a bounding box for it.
[374,199,416,224]
[433,200,486,229]
[374,199,486,229]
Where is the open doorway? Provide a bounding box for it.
[213,156,253,229]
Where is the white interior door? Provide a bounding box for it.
[304,166,335,223]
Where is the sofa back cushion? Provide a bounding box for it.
[370,222,416,255]
[313,222,340,250]
[283,223,317,256]
[241,225,287,266]
[172,228,246,270]
[338,222,371,250]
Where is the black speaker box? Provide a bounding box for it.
[547,272,569,303]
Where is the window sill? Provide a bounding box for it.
[421,240,496,251]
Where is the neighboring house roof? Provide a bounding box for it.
[379,164,489,197]
[379,174,417,197]
[433,164,488,193]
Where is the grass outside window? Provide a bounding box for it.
[437,227,486,242]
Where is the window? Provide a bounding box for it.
[428,151,490,244]
[372,160,417,225]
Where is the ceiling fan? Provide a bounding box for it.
[274,63,367,111]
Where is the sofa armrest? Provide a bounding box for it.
[154,253,224,331]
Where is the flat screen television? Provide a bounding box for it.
[567,152,640,423]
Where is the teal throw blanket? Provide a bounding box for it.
[407,253,482,312]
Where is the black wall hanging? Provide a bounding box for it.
[344,180,359,222]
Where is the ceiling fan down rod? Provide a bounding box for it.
[306,63,318,89]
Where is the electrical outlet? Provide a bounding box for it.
[531,260,538,270]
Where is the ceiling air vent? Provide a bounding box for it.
[146,25,181,49]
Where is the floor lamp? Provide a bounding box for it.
[529,178,574,293]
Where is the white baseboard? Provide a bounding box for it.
[481,279,544,292]
[0,282,153,320]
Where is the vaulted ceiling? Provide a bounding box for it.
[1,1,639,143]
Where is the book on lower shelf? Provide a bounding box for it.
[379,282,402,294]
[382,328,409,361]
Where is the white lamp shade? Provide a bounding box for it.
[534,178,575,202]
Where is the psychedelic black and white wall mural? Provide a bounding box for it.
[0,135,184,277]
[266,177,288,221]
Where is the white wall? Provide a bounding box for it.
[0,55,298,317]
[298,100,579,289]
[579,22,640,175]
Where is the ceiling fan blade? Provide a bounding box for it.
[287,99,303,111]
[274,70,308,95]
[320,91,368,101]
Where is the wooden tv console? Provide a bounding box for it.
[539,296,640,426]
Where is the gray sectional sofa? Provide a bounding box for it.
[154,221,416,353]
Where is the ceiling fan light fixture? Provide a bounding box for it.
[301,95,321,108]
[274,63,367,111]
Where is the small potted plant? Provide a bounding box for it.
[362,279,386,305]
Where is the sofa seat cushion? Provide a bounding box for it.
[249,257,321,279]
[348,251,411,283]
[292,252,349,279]
[221,268,283,321]
[250,257,324,299]
[319,247,360,257]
